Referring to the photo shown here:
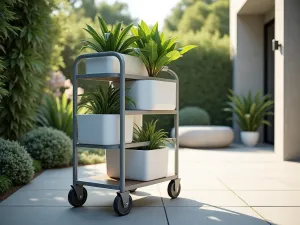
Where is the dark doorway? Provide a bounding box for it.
[264,19,275,144]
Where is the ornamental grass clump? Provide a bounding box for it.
[131,21,197,77]
[81,16,140,54]
[224,89,274,131]
[133,120,170,150]
[78,84,135,114]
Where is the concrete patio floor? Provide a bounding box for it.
[1,145,300,225]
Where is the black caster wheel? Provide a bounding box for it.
[167,180,181,199]
[129,189,137,193]
[113,195,133,216]
[68,187,88,207]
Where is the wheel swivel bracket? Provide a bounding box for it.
[173,178,181,192]
[117,191,130,208]
[71,184,84,200]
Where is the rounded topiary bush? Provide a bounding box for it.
[0,138,34,185]
[179,106,211,126]
[21,127,72,169]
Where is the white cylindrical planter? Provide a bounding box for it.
[77,114,133,145]
[85,54,148,76]
[240,131,259,147]
[126,80,176,110]
[106,148,169,181]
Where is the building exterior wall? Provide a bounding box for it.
[281,0,300,160]
[231,0,300,160]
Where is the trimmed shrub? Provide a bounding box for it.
[22,127,72,169]
[32,160,42,173]
[179,107,210,126]
[0,138,34,185]
[0,175,12,195]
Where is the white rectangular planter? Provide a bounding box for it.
[77,114,133,145]
[106,148,169,181]
[126,80,176,110]
[85,54,148,76]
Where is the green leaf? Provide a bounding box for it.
[178,45,197,54]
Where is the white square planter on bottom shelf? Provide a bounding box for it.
[106,148,169,181]
[77,115,133,145]
[85,54,148,76]
[126,80,176,110]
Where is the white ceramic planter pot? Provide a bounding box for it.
[126,80,176,110]
[240,131,259,147]
[85,54,148,76]
[77,114,133,145]
[106,148,169,181]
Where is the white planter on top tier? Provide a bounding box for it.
[77,114,133,145]
[240,131,259,147]
[106,148,169,181]
[126,80,176,110]
[85,54,148,76]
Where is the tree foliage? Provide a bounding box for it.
[164,0,229,36]
[0,0,64,140]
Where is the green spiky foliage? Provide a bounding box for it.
[0,175,12,195]
[0,0,59,140]
[133,120,170,150]
[224,89,274,131]
[131,21,197,77]
[78,84,135,114]
[81,15,140,54]
[36,93,73,138]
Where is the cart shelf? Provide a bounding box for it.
[76,73,177,83]
[76,174,178,191]
[77,138,176,149]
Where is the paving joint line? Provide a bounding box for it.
[158,185,170,225]
[217,177,272,225]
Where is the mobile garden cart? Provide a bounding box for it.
[68,52,181,216]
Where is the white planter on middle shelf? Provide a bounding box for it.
[126,80,176,110]
[77,114,133,145]
[106,148,169,181]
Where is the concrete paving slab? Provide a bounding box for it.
[254,207,300,225]
[166,206,269,225]
[0,206,168,225]
[236,191,300,206]
[162,190,247,207]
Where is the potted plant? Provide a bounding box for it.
[77,84,135,145]
[106,120,171,181]
[224,89,274,147]
[81,16,148,76]
[125,21,197,110]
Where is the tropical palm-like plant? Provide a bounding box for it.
[133,120,170,150]
[36,93,74,138]
[78,84,135,114]
[224,89,274,131]
[131,21,197,77]
[81,16,140,54]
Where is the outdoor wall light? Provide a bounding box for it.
[272,39,281,51]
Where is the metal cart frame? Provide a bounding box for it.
[70,52,180,215]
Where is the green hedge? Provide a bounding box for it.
[145,32,232,134]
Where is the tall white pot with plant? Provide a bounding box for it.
[81,16,148,76]
[106,120,171,181]
[77,84,135,145]
[125,21,196,110]
[224,90,274,147]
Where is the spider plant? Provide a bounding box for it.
[81,16,140,54]
[133,120,170,150]
[131,21,197,77]
[223,89,274,131]
[78,84,135,114]
[36,93,74,138]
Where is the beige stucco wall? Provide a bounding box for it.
[280,0,300,160]
[230,1,265,142]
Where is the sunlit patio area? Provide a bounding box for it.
[1,146,300,225]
